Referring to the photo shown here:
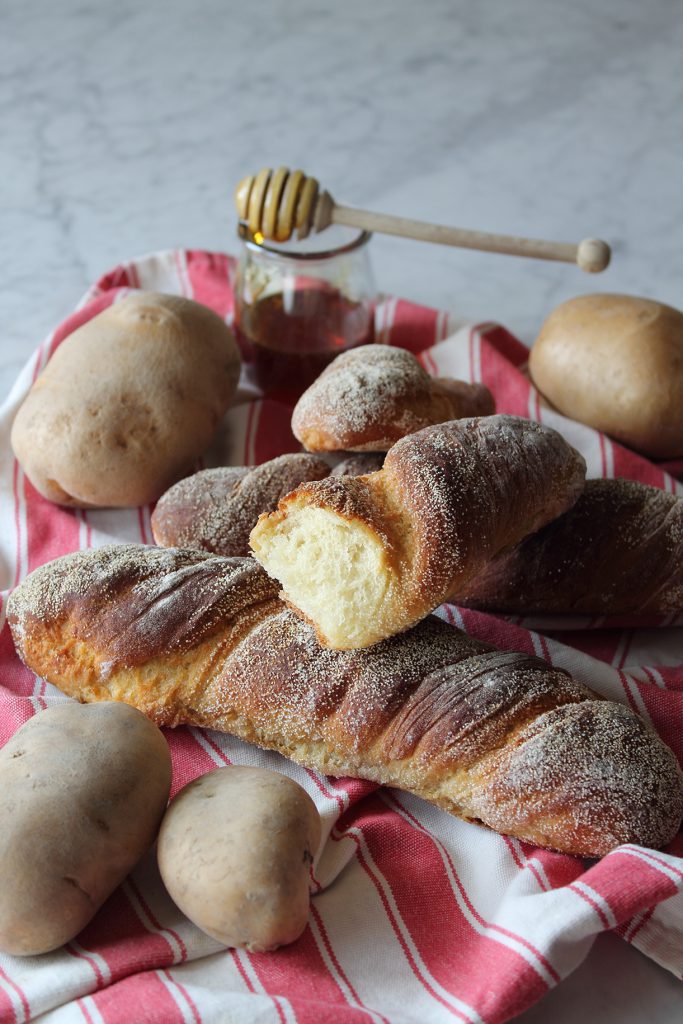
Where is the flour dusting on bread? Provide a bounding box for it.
[251,416,587,649]
[292,345,494,452]
[7,548,683,857]
[152,454,330,557]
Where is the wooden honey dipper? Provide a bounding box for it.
[235,167,611,272]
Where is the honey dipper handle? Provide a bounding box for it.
[327,200,611,273]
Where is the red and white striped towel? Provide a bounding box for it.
[0,249,681,1024]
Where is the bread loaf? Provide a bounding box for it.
[11,292,241,508]
[250,415,587,649]
[7,545,682,858]
[292,345,494,452]
[458,478,683,616]
[529,294,683,458]
[151,453,330,557]
[151,452,386,557]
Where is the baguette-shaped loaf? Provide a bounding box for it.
[292,345,495,452]
[459,478,683,616]
[8,545,682,857]
[250,415,587,649]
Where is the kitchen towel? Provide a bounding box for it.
[0,248,681,1024]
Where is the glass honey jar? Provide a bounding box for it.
[234,224,376,400]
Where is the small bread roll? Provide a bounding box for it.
[11,292,241,507]
[292,345,494,452]
[529,294,683,458]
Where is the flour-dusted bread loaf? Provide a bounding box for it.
[529,294,683,458]
[7,545,683,858]
[457,478,683,616]
[291,344,495,452]
[250,415,587,649]
[11,292,241,508]
[151,453,330,557]
[151,451,385,557]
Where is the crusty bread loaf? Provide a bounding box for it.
[10,292,241,508]
[529,294,683,458]
[7,545,683,857]
[151,454,330,556]
[292,345,494,452]
[151,452,386,557]
[250,415,587,649]
[458,478,683,616]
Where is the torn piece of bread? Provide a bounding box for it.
[250,415,586,649]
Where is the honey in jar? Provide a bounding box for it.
[234,228,376,400]
[235,282,374,398]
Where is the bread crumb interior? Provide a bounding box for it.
[252,506,390,648]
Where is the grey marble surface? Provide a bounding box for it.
[1,0,682,1019]
[2,0,683,399]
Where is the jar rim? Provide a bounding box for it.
[238,222,372,261]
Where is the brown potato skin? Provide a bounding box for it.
[10,292,241,507]
[529,293,683,458]
[0,702,171,956]
[158,767,322,952]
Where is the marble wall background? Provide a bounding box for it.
[2,0,682,399]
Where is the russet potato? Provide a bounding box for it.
[11,291,241,507]
[529,293,683,458]
[0,701,171,956]
[158,766,321,952]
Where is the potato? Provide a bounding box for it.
[0,701,171,956]
[158,767,321,952]
[529,293,683,458]
[11,291,241,507]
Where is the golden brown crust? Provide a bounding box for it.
[251,415,587,648]
[151,454,331,557]
[468,700,680,856]
[458,478,683,616]
[8,545,280,671]
[436,378,496,418]
[291,345,495,452]
[382,415,587,600]
[8,545,683,857]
